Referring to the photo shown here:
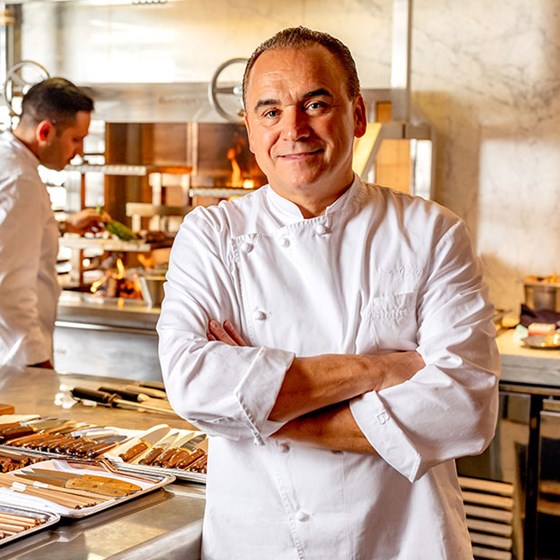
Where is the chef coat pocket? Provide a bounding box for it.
[369,292,418,351]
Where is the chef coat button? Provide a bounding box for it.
[376,410,389,424]
[295,510,310,522]
[253,310,267,321]
[315,224,329,235]
[241,242,253,253]
[280,443,290,453]
[279,237,290,248]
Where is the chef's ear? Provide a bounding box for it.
[353,94,367,139]
[243,112,256,155]
[36,120,56,143]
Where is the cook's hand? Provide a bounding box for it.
[208,320,248,346]
[65,208,111,235]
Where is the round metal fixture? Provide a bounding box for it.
[3,60,50,116]
[208,57,248,124]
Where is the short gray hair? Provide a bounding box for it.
[242,26,361,108]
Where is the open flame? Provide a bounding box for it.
[116,258,126,279]
[90,257,143,300]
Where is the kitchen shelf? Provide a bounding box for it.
[65,163,193,176]
[189,187,258,198]
[60,235,173,253]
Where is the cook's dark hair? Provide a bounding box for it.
[242,26,361,107]
[21,77,94,129]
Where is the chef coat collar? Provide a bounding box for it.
[265,174,361,224]
[3,130,41,169]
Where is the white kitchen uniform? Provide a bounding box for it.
[0,131,60,367]
[158,176,500,560]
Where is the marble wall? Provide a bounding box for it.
[19,0,560,314]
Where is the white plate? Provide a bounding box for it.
[522,335,560,350]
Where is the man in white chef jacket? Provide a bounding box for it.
[0,78,106,369]
[158,27,500,560]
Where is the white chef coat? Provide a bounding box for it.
[158,175,500,560]
[0,131,60,367]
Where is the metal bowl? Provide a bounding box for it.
[139,274,166,308]
[524,278,560,312]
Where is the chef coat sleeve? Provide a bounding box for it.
[158,208,294,444]
[0,174,51,365]
[349,218,500,482]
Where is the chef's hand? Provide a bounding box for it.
[208,320,248,346]
[28,359,54,369]
[64,208,111,235]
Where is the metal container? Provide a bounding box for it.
[524,278,560,312]
[139,274,167,308]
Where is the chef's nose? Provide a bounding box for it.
[76,140,85,157]
[281,107,310,141]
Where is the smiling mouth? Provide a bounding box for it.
[278,149,323,160]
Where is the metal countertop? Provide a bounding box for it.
[57,291,159,330]
[0,366,204,560]
[497,329,560,388]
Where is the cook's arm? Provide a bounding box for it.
[0,177,51,366]
[159,210,295,444]
[159,210,421,444]
[349,219,500,482]
[208,319,424,423]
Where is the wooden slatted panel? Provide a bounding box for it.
[460,476,514,560]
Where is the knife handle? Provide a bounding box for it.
[70,387,117,405]
[119,442,149,463]
[138,446,165,465]
[0,426,35,440]
[150,448,175,467]
[188,454,208,473]
[139,381,166,392]
[176,449,206,470]
[98,386,142,402]
[159,448,187,469]
[5,432,48,447]
[85,441,119,458]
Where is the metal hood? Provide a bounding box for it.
[80,81,231,124]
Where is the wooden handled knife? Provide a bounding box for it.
[22,468,142,497]
[118,426,171,463]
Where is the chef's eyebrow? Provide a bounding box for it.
[252,88,334,113]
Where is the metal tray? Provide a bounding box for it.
[0,459,175,519]
[112,460,206,484]
[0,502,60,548]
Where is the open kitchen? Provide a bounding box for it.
[0,1,559,559]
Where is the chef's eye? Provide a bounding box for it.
[307,101,327,112]
[263,109,280,119]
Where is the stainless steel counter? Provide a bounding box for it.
[55,292,162,381]
[0,365,204,560]
[57,291,159,330]
[497,328,560,387]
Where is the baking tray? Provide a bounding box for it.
[104,428,207,484]
[0,424,208,484]
[113,460,206,484]
[0,502,60,547]
[0,459,175,519]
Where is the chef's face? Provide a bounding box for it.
[244,45,366,217]
[40,110,91,171]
